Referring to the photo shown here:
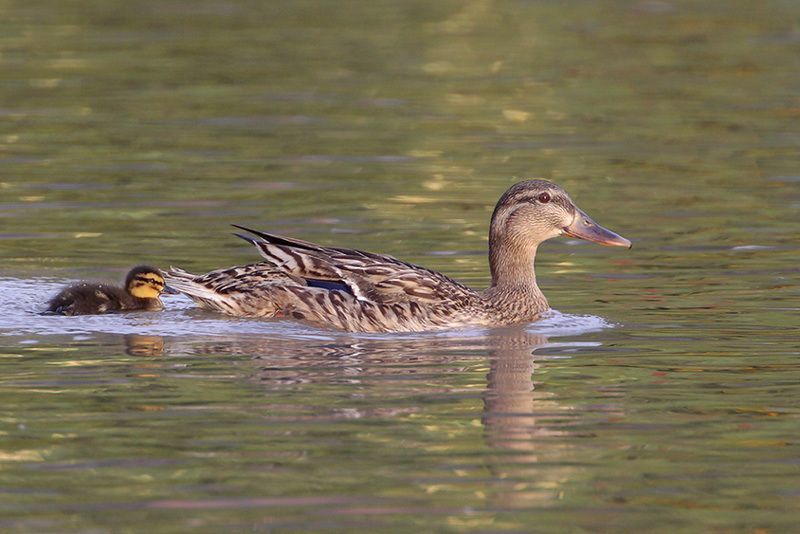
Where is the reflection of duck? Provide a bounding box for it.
[159,328,584,507]
[480,329,586,509]
[46,266,169,316]
[166,180,630,332]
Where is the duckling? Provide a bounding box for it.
[46,265,169,316]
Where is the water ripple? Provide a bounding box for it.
[0,278,611,341]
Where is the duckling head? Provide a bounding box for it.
[490,179,631,251]
[125,266,168,299]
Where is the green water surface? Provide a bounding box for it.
[1,0,799,531]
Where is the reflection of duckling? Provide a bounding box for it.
[46,265,169,316]
[124,334,165,356]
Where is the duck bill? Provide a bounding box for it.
[563,208,632,248]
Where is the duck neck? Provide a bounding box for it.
[484,237,549,319]
[488,237,540,292]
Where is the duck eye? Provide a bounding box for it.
[537,192,551,203]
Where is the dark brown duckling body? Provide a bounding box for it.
[46,265,168,316]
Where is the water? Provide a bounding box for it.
[1,0,799,531]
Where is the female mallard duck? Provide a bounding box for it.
[46,265,169,316]
[165,180,631,333]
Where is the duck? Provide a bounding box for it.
[46,265,170,316]
[165,180,631,333]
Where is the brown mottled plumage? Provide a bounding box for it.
[46,266,168,316]
[166,180,631,332]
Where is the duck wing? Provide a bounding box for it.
[232,225,474,305]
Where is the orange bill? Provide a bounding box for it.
[563,208,632,248]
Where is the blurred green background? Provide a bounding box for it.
[1,1,799,532]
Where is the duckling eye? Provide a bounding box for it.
[537,192,551,203]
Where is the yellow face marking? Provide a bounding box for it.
[129,273,166,299]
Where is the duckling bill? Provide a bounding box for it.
[46,265,169,316]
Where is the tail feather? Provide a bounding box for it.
[232,232,258,246]
[231,225,322,252]
[164,267,242,314]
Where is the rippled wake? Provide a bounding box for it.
[2,277,613,341]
